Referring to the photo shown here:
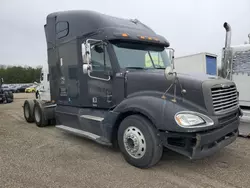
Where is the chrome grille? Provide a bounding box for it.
[211,85,238,113]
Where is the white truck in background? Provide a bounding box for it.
[23,64,54,126]
[35,64,50,101]
[174,52,218,76]
[221,22,250,123]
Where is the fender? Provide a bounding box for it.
[112,94,197,130]
[102,93,190,142]
[101,91,222,142]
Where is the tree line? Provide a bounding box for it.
[0,65,42,84]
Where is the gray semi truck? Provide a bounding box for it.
[23,10,242,168]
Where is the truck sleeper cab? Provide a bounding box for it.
[24,10,241,169]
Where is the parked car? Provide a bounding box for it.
[1,85,11,92]
[16,84,32,93]
[25,85,38,93]
[9,85,20,93]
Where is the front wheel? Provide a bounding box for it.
[117,115,163,168]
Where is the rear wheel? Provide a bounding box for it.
[8,91,13,101]
[23,100,35,123]
[33,103,48,127]
[117,115,163,168]
[4,91,12,103]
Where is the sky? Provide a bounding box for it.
[0,0,250,67]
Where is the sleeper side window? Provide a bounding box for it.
[56,21,69,39]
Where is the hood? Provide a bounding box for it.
[125,69,223,108]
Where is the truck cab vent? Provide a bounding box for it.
[211,85,238,113]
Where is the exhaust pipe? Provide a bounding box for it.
[223,22,231,48]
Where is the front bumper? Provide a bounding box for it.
[160,116,239,159]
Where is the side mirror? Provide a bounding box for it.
[82,64,92,74]
[82,43,91,65]
[85,42,91,65]
[167,48,175,70]
[164,66,174,80]
[82,42,92,74]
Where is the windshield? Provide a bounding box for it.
[112,42,171,69]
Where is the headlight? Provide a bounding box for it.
[175,111,214,128]
[175,114,204,126]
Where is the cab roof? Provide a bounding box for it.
[44,10,170,49]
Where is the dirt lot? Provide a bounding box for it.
[1,93,250,188]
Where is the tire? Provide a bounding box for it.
[8,91,13,100]
[33,102,48,127]
[0,95,3,103]
[4,91,12,103]
[117,115,163,168]
[23,100,35,123]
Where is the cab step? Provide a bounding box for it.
[56,125,112,146]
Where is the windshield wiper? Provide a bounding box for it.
[147,51,156,68]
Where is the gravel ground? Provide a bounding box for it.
[1,93,250,188]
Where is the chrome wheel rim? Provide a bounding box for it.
[123,126,146,159]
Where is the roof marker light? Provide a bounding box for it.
[122,33,129,37]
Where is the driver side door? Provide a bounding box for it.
[87,43,113,109]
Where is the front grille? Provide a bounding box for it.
[211,85,238,113]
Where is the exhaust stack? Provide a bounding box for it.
[223,22,231,48]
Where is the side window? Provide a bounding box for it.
[90,44,112,71]
[56,21,69,39]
